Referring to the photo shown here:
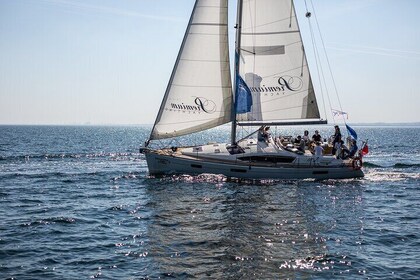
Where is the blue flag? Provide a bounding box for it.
[235,75,253,114]
[346,124,358,140]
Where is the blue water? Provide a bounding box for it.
[0,125,419,279]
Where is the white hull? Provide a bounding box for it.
[142,140,364,180]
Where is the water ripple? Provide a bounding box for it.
[0,125,419,279]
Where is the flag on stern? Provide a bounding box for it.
[361,144,369,155]
[346,124,358,140]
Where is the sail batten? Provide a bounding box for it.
[242,30,300,35]
[150,0,232,140]
[190,23,228,26]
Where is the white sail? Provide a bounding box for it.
[236,0,322,125]
[150,0,232,140]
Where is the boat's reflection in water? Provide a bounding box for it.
[143,175,364,278]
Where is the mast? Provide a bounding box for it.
[231,0,244,145]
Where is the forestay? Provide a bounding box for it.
[150,0,232,140]
[236,0,322,125]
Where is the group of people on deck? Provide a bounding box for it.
[311,126,359,159]
[257,125,359,159]
[293,130,324,154]
[330,125,358,159]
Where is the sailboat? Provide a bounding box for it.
[140,0,364,180]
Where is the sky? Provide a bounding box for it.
[0,0,419,125]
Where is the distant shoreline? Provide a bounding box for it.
[350,123,420,127]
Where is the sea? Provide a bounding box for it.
[0,125,419,279]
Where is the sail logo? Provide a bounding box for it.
[249,75,303,94]
[169,97,217,114]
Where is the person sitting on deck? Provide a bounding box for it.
[296,136,305,152]
[314,141,324,157]
[263,126,271,143]
[338,140,350,159]
[342,139,358,159]
[257,126,265,142]
[303,130,310,145]
[275,136,285,147]
[312,130,322,143]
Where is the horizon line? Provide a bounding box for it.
[1,122,420,126]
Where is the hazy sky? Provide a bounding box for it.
[1,0,419,125]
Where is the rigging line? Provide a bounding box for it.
[252,0,257,78]
[239,126,254,143]
[156,136,182,150]
[305,3,335,124]
[305,0,330,125]
[310,0,346,124]
[311,32,332,125]
[304,0,309,12]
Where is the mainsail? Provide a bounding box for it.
[150,0,232,140]
[236,0,323,125]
